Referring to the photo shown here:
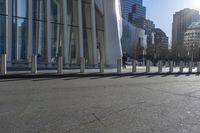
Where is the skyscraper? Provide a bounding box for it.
[172,8,199,57]
[120,0,146,22]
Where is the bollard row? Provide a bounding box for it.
[2,55,200,75]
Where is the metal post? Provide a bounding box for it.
[100,59,104,73]
[132,59,136,73]
[146,60,150,73]
[189,61,193,73]
[31,55,37,74]
[197,62,200,73]
[158,60,162,73]
[80,57,85,73]
[1,54,7,74]
[169,61,173,73]
[58,56,63,74]
[117,59,122,73]
[179,61,184,73]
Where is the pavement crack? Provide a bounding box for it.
[143,87,200,100]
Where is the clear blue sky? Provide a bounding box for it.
[143,0,200,45]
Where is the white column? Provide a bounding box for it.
[62,0,69,66]
[47,0,52,66]
[28,0,33,65]
[6,0,12,66]
[78,0,85,72]
[91,0,97,65]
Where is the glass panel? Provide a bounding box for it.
[96,30,105,63]
[82,2,92,28]
[12,18,28,61]
[67,0,78,26]
[33,0,46,20]
[96,7,104,30]
[83,29,93,64]
[68,26,79,64]
[0,0,6,15]
[33,21,47,62]
[13,0,28,18]
[0,15,6,54]
[51,0,63,23]
[51,23,63,62]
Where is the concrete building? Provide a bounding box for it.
[120,0,146,22]
[0,0,123,68]
[184,22,200,60]
[172,8,199,57]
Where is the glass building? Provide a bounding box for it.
[0,0,123,68]
[120,0,146,22]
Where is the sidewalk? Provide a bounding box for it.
[0,66,199,79]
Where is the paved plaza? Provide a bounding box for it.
[1,71,200,133]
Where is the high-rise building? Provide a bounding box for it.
[184,22,200,60]
[172,8,199,57]
[150,28,169,59]
[120,0,146,22]
[0,0,123,68]
[134,18,155,34]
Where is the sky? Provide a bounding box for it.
[143,0,200,45]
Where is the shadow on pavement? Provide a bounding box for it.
[0,72,200,82]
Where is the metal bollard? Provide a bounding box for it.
[189,61,193,73]
[117,59,122,73]
[57,56,63,74]
[31,55,37,74]
[197,62,200,73]
[132,59,137,73]
[169,61,173,73]
[1,54,7,75]
[146,60,150,73]
[158,60,162,73]
[179,61,184,73]
[80,57,85,73]
[100,59,104,73]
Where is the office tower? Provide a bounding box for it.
[184,22,200,60]
[172,8,199,57]
[120,0,146,22]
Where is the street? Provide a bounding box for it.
[1,74,200,133]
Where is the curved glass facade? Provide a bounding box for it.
[0,0,6,55]
[0,0,127,68]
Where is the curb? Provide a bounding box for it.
[0,72,200,79]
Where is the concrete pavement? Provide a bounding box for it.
[1,74,200,132]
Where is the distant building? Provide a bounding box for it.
[184,22,200,60]
[172,8,199,57]
[151,28,169,59]
[134,18,155,34]
[121,19,147,59]
[120,0,146,22]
